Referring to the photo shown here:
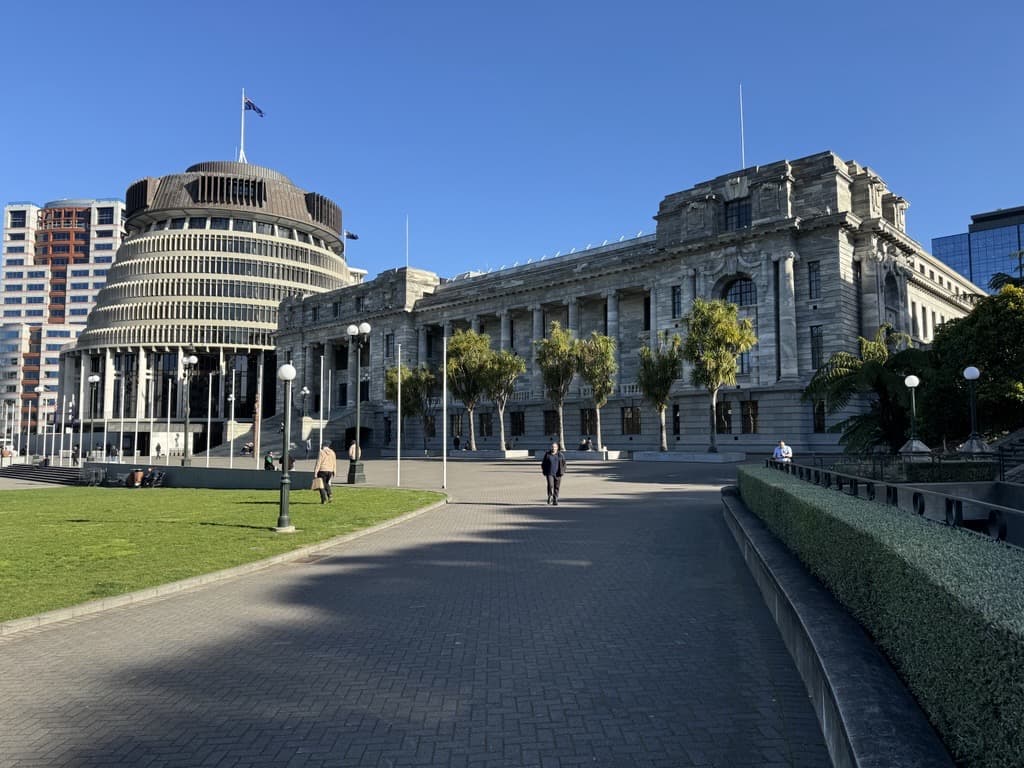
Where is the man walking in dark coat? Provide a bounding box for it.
[541,442,566,505]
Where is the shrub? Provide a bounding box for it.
[737,465,1024,768]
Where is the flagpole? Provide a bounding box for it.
[318,354,324,452]
[396,343,401,488]
[405,215,409,269]
[442,336,447,490]
[239,87,247,164]
[739,82,746,170]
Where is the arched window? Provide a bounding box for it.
[724,277,756,306]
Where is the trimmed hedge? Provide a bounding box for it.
[738,465,1024,768]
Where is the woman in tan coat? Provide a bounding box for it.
[312,441,338,504]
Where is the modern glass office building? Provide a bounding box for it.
[932,206,1024,293]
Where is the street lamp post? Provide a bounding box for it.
[88,374,100,460]
[32,385,44,458]
[182,354,199,466]
[116,372,126,463]
[275,363,297,533]
[300,386,310,417]
[959,366,991,454]
[347,321,371,484]
[898,374,930,459]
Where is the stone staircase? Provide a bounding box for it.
[992,428,1024,483]
[0,463,83,486]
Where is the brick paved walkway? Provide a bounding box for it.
[0,459,829,767]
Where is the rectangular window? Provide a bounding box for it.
[672,403,680,436]
[278,226,293,240]
[94,256,112,263]
[737,350,751,375]
[580,408,597,437]
[70,308,89,316]
[189,217,207,229]
[96,207,114,225]
[479,411,493,437]
[210,217,230,230]
[741,400,758,434]
[355,296,365,312]
[9,210,27,228]
[931,311,937,336]
[255,222,273,235]
[27,271,45,278]
[3,310,21,317]
[3,297,22,304]
[94,243,114,251]
[911,301,919,336]
[450,412,463,438]
[671,285,682,318]
[25,310,43,317]
[52,232,71,241]
[95,229,114,238]
[359,380,369,402]
[921,305,928,338]
[25,297,44,304]
[52,245,70,253]
[810,325,824,369]
[6,271,23,279]
[724,198,752,230]
[621,406,642,435]
[511,411,525,437]
[813,400,826,433]
[311,305,319,322]
[332,302,340,318]
[233,219,253,232]
[643,295,651,331]
[5,246,25,254]
[716,402,732,434]
[543,409,559,436]
[385,333,394,358]
[5,259,23,266]
[424,414,436,438]
[808,261,821,300]
[8,233,24,241]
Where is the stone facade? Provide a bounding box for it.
[278,151,982,456]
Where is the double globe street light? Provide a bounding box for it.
[275,363,297,532]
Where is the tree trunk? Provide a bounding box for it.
[557,402,565,451]
[709,388,718,453]
[595,405,603,451]
[497,402,507,451]
[659,406,668,451]
[421,415,429,453]
[467,404,476,451]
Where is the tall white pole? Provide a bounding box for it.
[327,369,332,423]
[442,336,447,490]
[166,376,172,466]
[254,352,264,467]
[206,370,213,468]
[118,376,125,462]
[148,375,155,462]
[319,354,324,452]
[405,215,409,269]
[239,88,247,163]
[396,343,401,487]
[229,369,236,469]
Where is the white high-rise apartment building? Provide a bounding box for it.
[1,199,124,452]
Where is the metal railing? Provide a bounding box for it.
[764,459,1024,549]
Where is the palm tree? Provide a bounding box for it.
[682,298,757,452]
[802,324,923,454]
[535,321,577,449]
[483,349,526,451]
[637,332,684,451]
[576,331,617,451]
[446,330,492,450]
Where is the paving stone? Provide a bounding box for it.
[0,459,829,766]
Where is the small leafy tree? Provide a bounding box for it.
[576,331,617,450]
[412,366,439,452]
[682,298,757,452]
[637,332,684,451]
[534,321,578,449]
[483,350,527,450]
[802,324,919,454]
[385,364,418,448]
[446,329,492,451]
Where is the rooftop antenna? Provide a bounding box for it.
[739,82,746,169]
[405,214,409,269]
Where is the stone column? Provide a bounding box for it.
[606,291,619,391]
[680,271,695,386]
[102,349,115,419]
[776,251,799,380]
[500,311,511,351]
[417,326,428,365]
[135,347,148,420]
[648,285,658,349]
[347,341,357,406]
[531,305,544,395]
[567,298,579,338]
[470,316,481,334]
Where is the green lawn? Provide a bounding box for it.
[0,485,445,623]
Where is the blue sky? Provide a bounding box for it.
[2,0,1021,279]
